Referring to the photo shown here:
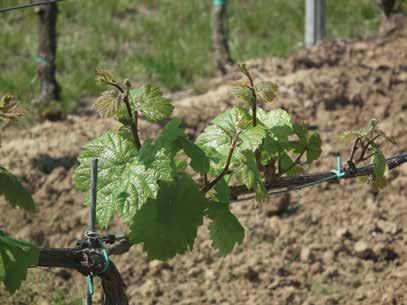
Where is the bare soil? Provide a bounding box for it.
[1,26,407,305]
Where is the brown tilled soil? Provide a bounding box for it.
[1,27,407,305]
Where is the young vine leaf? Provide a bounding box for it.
[129,84,174,122]
[254,81,278,103]
[235,150,267,202]
[257,108,293,139]
[371,149,388,189]
[291,123,322,163]
[93,90,122,118]
[196,106,265,176]
[129,174,208,260]
[95,69,117,86]
[230,82,256,104]
[0,231,39,294]
[342,118,394,189]
[341,118,378,141]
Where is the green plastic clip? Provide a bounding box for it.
[98,247,110,275]
[86,275,94,296]
[331,156,345,179]
[213,0,226,6]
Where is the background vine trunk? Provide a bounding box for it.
[35,1,60,104]
[212,2,234,74]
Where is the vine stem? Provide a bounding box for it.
[123,97,141,150]
[202,131,241,193]
[245,70,257,127]
[348,137,361,164]
[278,149,306,176]
[242,68,263,170]
[106,81,141,150]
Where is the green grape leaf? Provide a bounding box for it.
[95,68,116,86]
[213,178,231,204]
[235,150,267,203]
[341,118,378,141]
[196,107,252,175]
[261,135,280,163]
[130,84,174,122]
[293,123,308,143]
[290,124,322,163]
[257,108,293,139]
[175,159,188,172]
[0,165,34,211]
[230,83,255,104]
[257,108,293,163]
[158,118,185,142]
[0,231,39,294]
[139,140,175,182]
[371,176,388,190]
[196,125,231,157]
[140,118,208,179]
[240,125,266,151]
[341,131,359,142]
[93,90,122,118]
[138,119,186,182]
[306,133,322,163]
[255,81,278,103]
[114,104,133,126]
[129,174,208,260]
[211,106,251,134]
[74,132,159,228]
[373,150,386,178]
[207,202,244,256]
[178,137,210,174]
[279,153,304,176]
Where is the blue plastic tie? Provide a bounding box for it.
[86,275,94,296]
[34,56,48,65]
[213,0,226,6]
[98,247,110,275]
[331,156,345,179]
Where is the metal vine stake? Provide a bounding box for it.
[86,158,98,305]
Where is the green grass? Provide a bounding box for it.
[0,0,380,109]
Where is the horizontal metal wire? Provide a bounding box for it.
[0,0,65,13]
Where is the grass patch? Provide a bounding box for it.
[0,0,380,109]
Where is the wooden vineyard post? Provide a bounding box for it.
[35,0,60,105]
[212,0,234,74]
[376,0,397,18]
[305,0,326,48]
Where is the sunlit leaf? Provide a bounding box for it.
[130,84,173,122]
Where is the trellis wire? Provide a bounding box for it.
[0,0,65,13]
